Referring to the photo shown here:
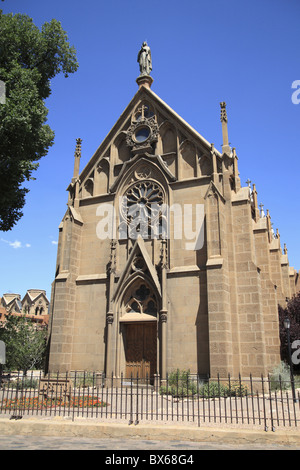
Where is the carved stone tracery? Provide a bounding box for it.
[124,281,157,317]
[126,104,158,154]
[120,180,165,239]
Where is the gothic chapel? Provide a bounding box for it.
[48,43,299,380]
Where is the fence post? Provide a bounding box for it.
[135,373,139,425]
[239,373,244,424]
[261,374,268,432]
[154,373,160,392]
[228,373,232,423]
[267,373,275,432]
[128,373,133,425]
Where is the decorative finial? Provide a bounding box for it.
[259,203,265,218]
[220,102,227,122]
[220,102,231,155]
[75,138,82,158]
[73,138,82,179]
[271,222,275,239]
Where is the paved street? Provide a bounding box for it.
[0,434,297,451]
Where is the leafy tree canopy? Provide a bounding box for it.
[0,10,78,230]
[0,314,48,372]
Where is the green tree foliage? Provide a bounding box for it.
[0,314,48,372]
[0,11,78,230]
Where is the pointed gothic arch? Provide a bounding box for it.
[113,236,162,305]
[109,237,162,380]
[120,274,160,321]
[118,274,159,380]
[94,157,109,195]
[180,140,197,179]
[113,132,131,164]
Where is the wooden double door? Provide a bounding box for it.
[125,322,157,380]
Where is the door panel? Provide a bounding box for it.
[143,323,157,379]
[125,324,143,378]
[125,323,156,380]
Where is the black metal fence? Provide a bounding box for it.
[0,370,299,431]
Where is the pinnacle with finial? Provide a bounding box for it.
[73,138,82,180]
[259,203,265,217]
[220,102,227,122]
[75,138,82,158]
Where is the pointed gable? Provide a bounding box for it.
[75,85,219,203]
[112,236,161,303]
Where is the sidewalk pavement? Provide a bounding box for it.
[0,415,299,448]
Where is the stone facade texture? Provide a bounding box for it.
[47,82,299,379]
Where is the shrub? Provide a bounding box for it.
[160,370,250,398]
[228,381,249,397]
[270,361,291,391]
[160,369,197,397]
[4,377,39,390]
[73,372,95,388]
[198,380,248,398]
[199,381,228,398]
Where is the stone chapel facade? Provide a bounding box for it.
[47,64,299,380]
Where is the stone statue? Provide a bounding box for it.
[137,41,152,76]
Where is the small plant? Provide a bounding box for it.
[228,381,249,397]
[199,381,228,398]
[160,370,250,398]
[74,372,95,388]
[4,377,39,390]
[270,361,291,391]
[197,379,249,398]
[1,395,106,410]
[160,369,197,397]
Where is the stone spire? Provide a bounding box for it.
[252,183,260,222]
[67,138,82,208]
[73,138,82,180]
[232,147,241,192]
[220,102,231,156]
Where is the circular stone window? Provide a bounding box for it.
[134,126,150,143]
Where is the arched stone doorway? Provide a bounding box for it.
[119,279,158,380]
[124,322,157,379]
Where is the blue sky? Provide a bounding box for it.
[0,0,299,299]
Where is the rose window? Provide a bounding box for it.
[120,181,166,239]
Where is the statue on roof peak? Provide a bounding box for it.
[137,41,152,76]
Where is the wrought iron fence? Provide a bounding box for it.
[0,370,299,431]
